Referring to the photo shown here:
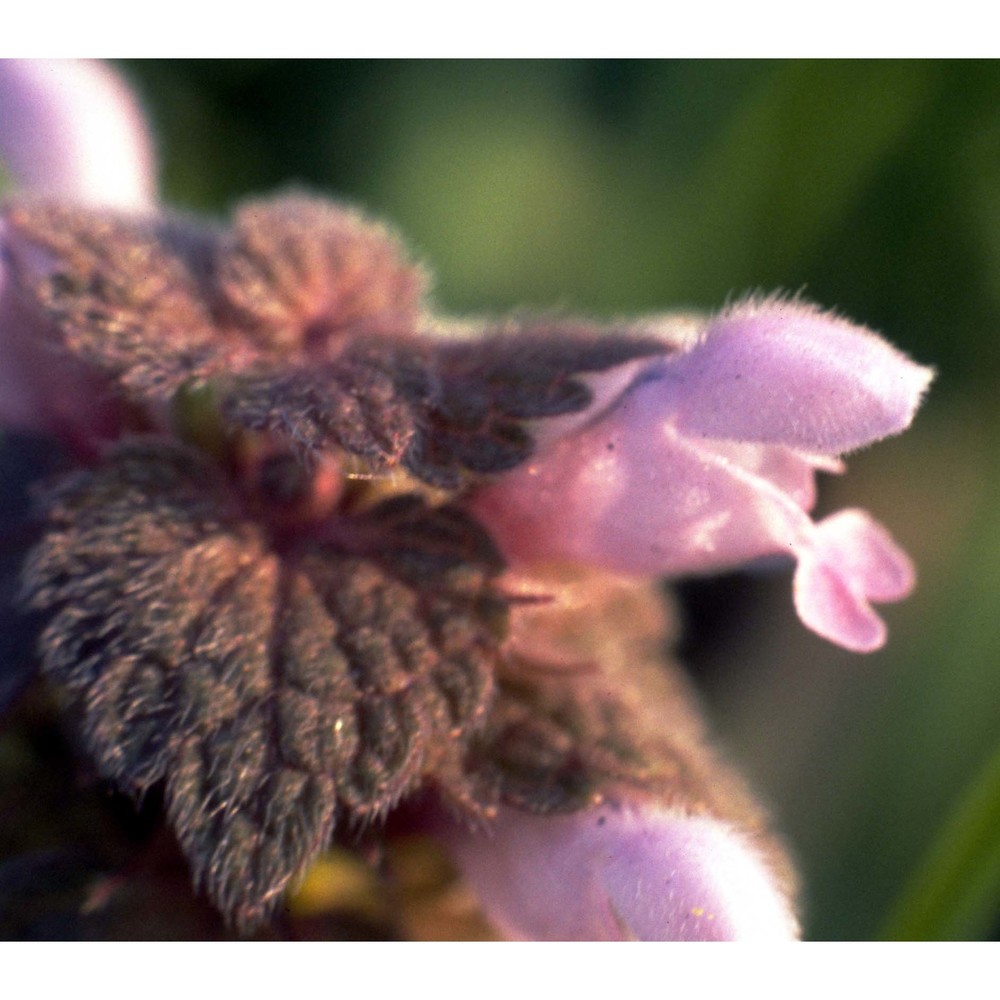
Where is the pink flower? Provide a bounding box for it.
[472,298,932,652]
[436,803,800,941]
[0,61,932,941]
[0,60,156,449]
[0,59,156,209]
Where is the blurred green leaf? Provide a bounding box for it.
[681,61,934,292]
[881,740,1000,940]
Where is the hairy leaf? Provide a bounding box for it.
[224,322,670,487]
[2,200,224,397]
[474,570,785,839]
[403,321,669,486]
[23,439,506,931]
[215,194,427,351]
[219,342,426,470]
[4,194,671,487]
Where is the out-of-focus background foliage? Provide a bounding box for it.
[7,59,1000,940]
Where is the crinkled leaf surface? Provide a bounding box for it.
[399,321,669,487]
[22,439,507,931]
[2,200,224,398]
[3,195,670,487]
[214,195,427,350]
[473,570,793,878]
[225,321,669,487]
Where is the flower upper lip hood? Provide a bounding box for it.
[659,296,932,455]
[472,296,933,653]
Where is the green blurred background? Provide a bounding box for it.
[35,60,1000,940]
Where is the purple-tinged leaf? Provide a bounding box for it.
[2,200,223,399]
[215,195,427,351]
[2,195,670,485]
[22,439,507,930]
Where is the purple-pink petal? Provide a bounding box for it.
[436,803,799,941]
[793,509,915,653]
[662,296,933,454]
[0,59,156,209]
[0,60,157,445]
[472,374,821,577]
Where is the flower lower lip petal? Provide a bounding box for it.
[793,509,916,653]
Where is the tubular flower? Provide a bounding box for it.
[0,60,155,447]
[472,298,932,653]
[437,803,801,941]
[0,59,156,209]
[0,61,931,940]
